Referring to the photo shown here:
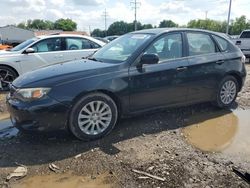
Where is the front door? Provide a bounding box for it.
[20,37,64,73]
[129,32,190,112]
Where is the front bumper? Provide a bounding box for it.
[6,94,70,132]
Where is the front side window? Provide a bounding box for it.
[66,38,100,50]
[145,33,183,62]
[31,38,63,53]
[187,33,216,56]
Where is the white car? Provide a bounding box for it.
[0,34,105,90]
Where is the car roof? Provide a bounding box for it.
[131,28,229,38]
[36,34,105,46]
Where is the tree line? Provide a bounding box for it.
[92,15,250,37]
[15,15,250,36]
[17,18,77,31]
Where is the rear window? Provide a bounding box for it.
[213,35,228,52]
[240,31,250,38]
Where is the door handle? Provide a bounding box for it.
[176,66,188,71]
[216,60,224,65]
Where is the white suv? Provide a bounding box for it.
[0,34,105,90]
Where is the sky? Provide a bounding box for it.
[0,0,249,33]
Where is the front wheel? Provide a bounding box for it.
[0,66,18,91]
[69,93,118,141]
[215,76,239,108]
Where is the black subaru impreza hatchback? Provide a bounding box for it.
[7,28,246,140]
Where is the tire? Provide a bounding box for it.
[69,93,118,141]
[215,76,239,108]
[0,66,18,91]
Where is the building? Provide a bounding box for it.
[0,25,34,45]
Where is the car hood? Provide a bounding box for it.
[13,59,119,88]
[0,50,20,58]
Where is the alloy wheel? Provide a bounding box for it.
[220,80,237,105]
[0,68,16,90]
[77,101,112,135]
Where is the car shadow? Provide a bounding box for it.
[0,102,235,168]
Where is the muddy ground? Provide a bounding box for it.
[0,64,250,188]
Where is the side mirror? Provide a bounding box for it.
[139,53,159,66]
[24,48,35,54]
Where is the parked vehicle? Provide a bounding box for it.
[0,36,12,50]
[0,44,12,50]
[0,34,105,90]
[104,35,119,42]
[7,28,246,140]
[94,37,109,43]
[231,30,250,58]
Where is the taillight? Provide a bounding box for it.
[241,55,246,64]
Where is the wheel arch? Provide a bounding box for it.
[71,89,122,117]
[226,72,243,91]
[0,64,20,77]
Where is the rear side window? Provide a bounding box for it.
[187,33,216,56]
[240,31,250,38]
[213,35,228,52]
[66,38,100,50]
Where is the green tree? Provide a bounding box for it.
[17,22,26,29]
[187,19,226,33]
[230,16,250,35]
[54,19,77,31]
[142,24,153,29]
[91,29,106,37]
[107,21,130,35]
[159,20,178,28]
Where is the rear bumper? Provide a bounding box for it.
[6,94,70,132]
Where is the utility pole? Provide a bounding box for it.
[226,0,232,34]
[130,0,141,31]
[89,25,91,36]
[102,9,109,36]
[205,10,208,20]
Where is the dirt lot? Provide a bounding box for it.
[0,64,249,188]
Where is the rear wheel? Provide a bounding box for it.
[69,93,118,140]
[215,76,239,108]
[0,66,18,91]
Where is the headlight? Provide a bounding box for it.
[14,88,51,101]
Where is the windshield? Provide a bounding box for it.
[11,38,38,52]
[93,33,152,63]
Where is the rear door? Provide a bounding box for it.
[129,32,190,112]
[63,37,101,62]
[185,32,225,102]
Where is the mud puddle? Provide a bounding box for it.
[183,109,250,161]
[0,113,18,139]
[11,172,115,188]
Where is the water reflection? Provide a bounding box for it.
[183,109,250,161]
[11,172,114,188]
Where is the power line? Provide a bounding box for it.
[102,8,109,36]
[130,0,141,31]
